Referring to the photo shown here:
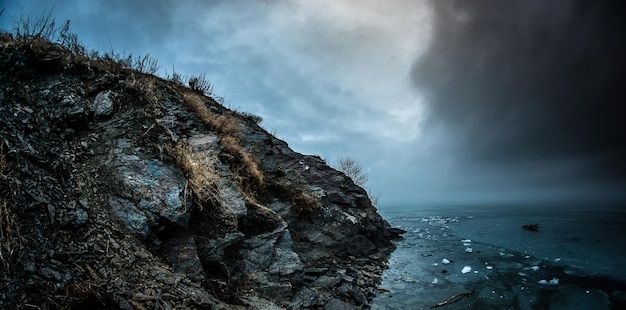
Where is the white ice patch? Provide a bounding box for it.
[538,277,559,285]
[465,247,473,253]
[442,258,450,264]
[341,211,358,224]
[432,278,438,284]
[461,266,472,274]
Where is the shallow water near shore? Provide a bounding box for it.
[372,203,626,309]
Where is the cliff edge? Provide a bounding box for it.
[0,33,399,309]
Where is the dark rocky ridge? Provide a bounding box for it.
[0,34,400,309]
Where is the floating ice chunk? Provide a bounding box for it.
[473,271,478,274]
[538,277,559,285]
[432,278,438,284]
[461,266,472,274]
[463,242,472,247]
[531,266,540,271]
[442,258,450,264]
[433,263,438,267]
[465,247,473,253]
[461,239,472,243]
[486,266,494,270]
[554,257,562,262]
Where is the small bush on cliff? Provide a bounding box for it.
[336,156,368,187]
[235,110,263,125]
[12,7,57,41]
[188,73,214,96]
[335,156,379,207]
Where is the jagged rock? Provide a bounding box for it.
[240,296,283,310]
[110,140,191,237]
[163,235,206,282]
[324,298,360,310]
[93,90,115,117]
[109,197,150,238]
[268,230,304,276]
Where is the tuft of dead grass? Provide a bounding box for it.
[290,187,322,218]
[183,93,238,135]
[170,141,221,207]
[127,73,160,105]
[183,93,264,189]
[220,136,264,187]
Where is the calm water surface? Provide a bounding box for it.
[372,203,626,309]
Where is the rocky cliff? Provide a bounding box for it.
[0,33,400,309]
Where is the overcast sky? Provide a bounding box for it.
[2,0,625,206]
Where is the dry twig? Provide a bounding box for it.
[432,290,474,308]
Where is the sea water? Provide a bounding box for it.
[371,203,626,309]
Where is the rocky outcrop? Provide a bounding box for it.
[0,34,397,309]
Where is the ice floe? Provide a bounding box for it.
[538,277,559,285]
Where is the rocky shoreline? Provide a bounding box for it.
[0,33,402,309]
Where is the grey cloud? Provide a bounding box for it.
[411,0,626,186]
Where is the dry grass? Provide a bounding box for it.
[127,73,160,105]
[0,145,20,273]
[290,187,322,218]
[220,136,264,187]
[183,93,264,189]
[170,141,221,207]
[183,93,238,135]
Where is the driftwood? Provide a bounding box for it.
[432,290,474,308]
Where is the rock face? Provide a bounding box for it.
[0,34,397,308]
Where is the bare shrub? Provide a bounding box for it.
[58,19,85,55]
[188,73,213,96]
[236,111,263,125]
[336,156,368,187]
[336,156,380,207]
[13,7,57,40]
[214,95,229,106]
[132,53,159,74]
[168,66,185,85]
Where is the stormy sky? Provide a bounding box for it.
[1,0,624,206]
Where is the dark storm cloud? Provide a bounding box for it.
[411,0,626,182]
